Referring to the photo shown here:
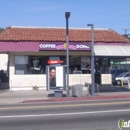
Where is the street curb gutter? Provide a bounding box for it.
[23,94,130,103]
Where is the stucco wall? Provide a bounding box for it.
[10,74,92,91]
[0,54,8,71]
[101,74,112,84]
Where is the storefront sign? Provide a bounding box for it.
[48,60,64,64]
[39,43,91,51]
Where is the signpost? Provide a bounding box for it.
[65,12,71,97]
[87,24,95,96]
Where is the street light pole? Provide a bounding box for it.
[65,12,70,97]
[87,24,95,96]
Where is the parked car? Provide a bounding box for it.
[0,78,2,87]
[111,69,128,85]
[115,72,130,85]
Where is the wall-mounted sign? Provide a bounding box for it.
[39,42,91,51]
[48,60,64,64]
[46,65,66,91]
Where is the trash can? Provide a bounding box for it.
[54,91,63,98]
[71,84,83,97]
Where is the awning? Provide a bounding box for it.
[94,45,130,57]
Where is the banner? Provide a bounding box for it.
[46,65,66,91]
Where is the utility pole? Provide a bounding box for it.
[122,29,130,35]
[65,12,71,97]
[87,24,95,96]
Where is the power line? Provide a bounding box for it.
[121,29,130,35]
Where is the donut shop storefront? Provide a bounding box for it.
[1,26,127,91]
[8,42,94,91]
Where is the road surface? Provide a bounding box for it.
[0,99,130,130]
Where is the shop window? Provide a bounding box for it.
[110,58,129,71]
[30,56,42,74]
[15,56,43,75]
[102,58,109,74]
[15,56,29,74]
[81,56,90,70]
[49,56,60,60]
[14,55,92,75]
[80,56,91,74]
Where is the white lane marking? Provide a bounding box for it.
[0,109,130,119]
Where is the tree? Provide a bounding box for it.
[0,28,4,32]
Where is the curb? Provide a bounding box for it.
[23,94,130,103]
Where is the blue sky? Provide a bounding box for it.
[0,0,130,34]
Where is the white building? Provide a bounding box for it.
[0,54,8,71]
[0,26,129,91]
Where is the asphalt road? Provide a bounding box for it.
[0,99,130,130]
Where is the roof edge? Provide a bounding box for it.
[9,26,110,30]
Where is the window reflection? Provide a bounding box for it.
[31,56,42,74]
[14,55,130,75]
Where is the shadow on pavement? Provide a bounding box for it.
[92,85,130,93]
[47,93,67,97]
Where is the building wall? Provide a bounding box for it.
[0,54,8,71]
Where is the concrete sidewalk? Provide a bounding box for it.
[0,86,130,104]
